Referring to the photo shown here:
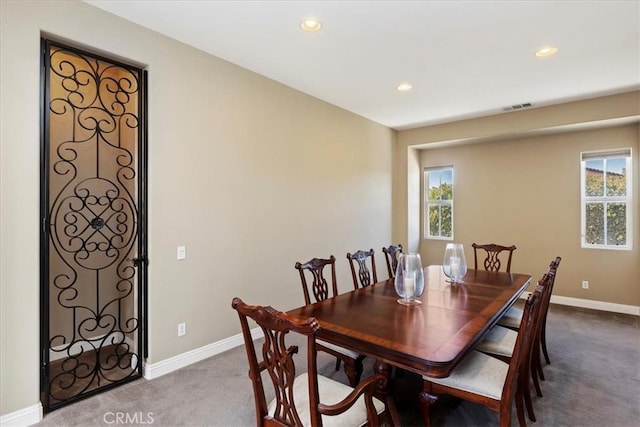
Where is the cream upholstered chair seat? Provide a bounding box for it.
[268,374,385,427]
[498,305,523,329]
[317,339,360,359]
[475,325,517,358]
[423,350,509,400]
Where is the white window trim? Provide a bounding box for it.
[580,148,633,250]
[424,166,454,241]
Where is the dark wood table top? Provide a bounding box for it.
[288,265,531,378]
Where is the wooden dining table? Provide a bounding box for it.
[287,264,532,425]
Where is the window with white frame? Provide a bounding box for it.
[580,148,632,250]
[425,166,453,239]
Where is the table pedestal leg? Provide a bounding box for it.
[419,386,438,427]
[374,359,400,426]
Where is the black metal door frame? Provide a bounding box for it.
[39,38,148,412]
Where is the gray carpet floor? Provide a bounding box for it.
[36,304,640,426]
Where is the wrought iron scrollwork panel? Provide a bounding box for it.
[44,43,143,408]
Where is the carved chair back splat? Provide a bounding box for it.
[232,297,386,427]
[346,249,378,289]
[382,244,403,279]
[472,243,517,273]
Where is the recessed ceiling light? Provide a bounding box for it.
[397,83,413,92]
[535,46,559,57]
[300,19,322,32]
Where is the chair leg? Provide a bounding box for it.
[523,388,536,422]
[521,370,537,422]
[531,341,544,397]
[536,349,545,382]
[541,318,551,364]
[355,356,364,384]
[515,386,526,427]
[531,358,543,398]
[532,334,545,382]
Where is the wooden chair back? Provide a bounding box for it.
[295,256,338,305]
[231,297,384,427]
[539,256,562,363]
[515,277,549,424]
[500,288,541,408]
[472,243,517,272]
[346,249,378,289]
[232,297,318,426]
[382,244,403,278]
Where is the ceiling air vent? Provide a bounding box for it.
[503,102,533,111]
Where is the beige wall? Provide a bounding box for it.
[418,124,639,304]
[0,0,393,416]
[2,0,638,419]
[394,92,640,306]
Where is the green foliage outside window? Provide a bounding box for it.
[427,171,453,237]
[584,169,627,246]
[428,204,452,238]
[585,174,626,197]
[606,203,627,245]
[585,203,605,244]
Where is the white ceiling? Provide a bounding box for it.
[86,0,640,130]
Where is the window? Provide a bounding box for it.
[425,166,453,239]
[580,148,632,250]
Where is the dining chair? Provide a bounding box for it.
[498,257,561,365]
[346,249,378,289]
[382,244,403,279]
[529,257,561,393]
[231,297,387,427]
[474,273,553,422]
[420,290,541,427]
[472,243,517,273]
[494,257,561,401]
[295,256,364,387]
[538,256,561,364]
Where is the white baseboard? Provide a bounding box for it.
[0,403,42,427]
[143,327,263,380]
[550,295,640,315]
[519,293,640,315]
[0,328,263,425]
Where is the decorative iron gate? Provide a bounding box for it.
[40,39,148,412]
